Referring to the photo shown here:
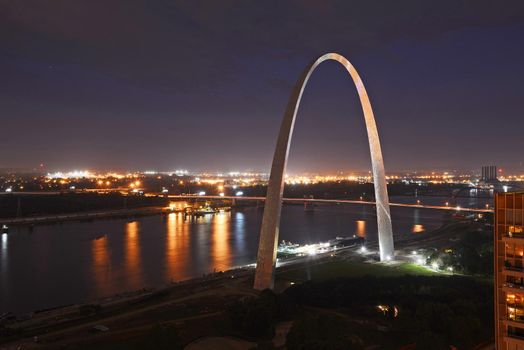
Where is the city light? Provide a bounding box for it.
[219,192,225,197]
[307,247,317,256]
[235,191,244,196]
[47,170,94,179]
[198,191,206,196]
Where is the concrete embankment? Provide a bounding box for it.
[0,206,174,226]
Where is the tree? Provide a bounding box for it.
[415,331,448,350]
[286,312,363,350]
[134,323,182,350]
[227,289,279,338]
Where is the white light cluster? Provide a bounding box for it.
[47,170,94,179]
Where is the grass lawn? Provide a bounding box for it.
[277,260,438,282]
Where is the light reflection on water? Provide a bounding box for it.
[0,196,491,314]
[125,221,143,288]
[355,220,366,238]
[0,233,7,298]
[212,212,232,271]
[166,213,189,282]
[412,224,425,233]
[91,235,110,296]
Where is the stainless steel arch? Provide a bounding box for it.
[253,53,395,290]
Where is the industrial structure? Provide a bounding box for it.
[495,191,524,348]
[482,165,498,183]
[253,53,394,290]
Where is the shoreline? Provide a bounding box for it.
[0,206,177,227]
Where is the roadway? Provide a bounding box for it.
[166,194,494,213]
[0,191,494,213]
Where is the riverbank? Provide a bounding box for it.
[0,206,175,226]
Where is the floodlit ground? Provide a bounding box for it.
[277,260,437,283]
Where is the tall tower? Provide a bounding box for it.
[482,165,498,182]
[495,191,524,349]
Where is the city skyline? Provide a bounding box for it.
[2,1,524,172]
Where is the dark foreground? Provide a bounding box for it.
[0,265,493,349]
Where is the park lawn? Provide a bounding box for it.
[277,260,437,282]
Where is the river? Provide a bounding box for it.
[0,195,491,314]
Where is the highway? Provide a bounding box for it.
[0,191,493,213]
[166,194,494,213]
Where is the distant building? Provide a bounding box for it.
[482,165,498,182]
[495,191,524,349]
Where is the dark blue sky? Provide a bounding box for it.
[1,1,524,173]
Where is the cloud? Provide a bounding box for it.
[1,0,523,93]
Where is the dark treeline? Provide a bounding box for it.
[285,275,493,349]
[0,193,169,218]
[239,182,474,200]
[228,276,493,349]
[428,225,493,276]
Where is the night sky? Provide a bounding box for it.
[1,1,524,173]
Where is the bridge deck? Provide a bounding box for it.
[167,195,493,213]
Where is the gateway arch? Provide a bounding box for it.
[254,53,394,290]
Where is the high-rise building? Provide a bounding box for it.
[495,191,524,349]
[482,165,498,182]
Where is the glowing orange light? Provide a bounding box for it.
[412,224,425,233]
